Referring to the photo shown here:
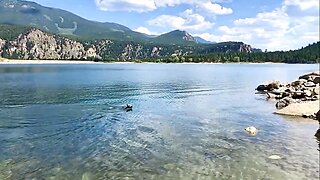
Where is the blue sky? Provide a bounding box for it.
[27,0,319,51]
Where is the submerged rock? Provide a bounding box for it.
[82,172,94,180]
[123,104,133,112]
[268,155,281,160]
[244,126,257,135]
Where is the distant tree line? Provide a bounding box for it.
[136,42,320,64]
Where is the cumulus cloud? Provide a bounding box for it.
[148,9,214,31]
[195,5,319,51]
[95,0,233,14]
[283,0,319,10]
[95,0,156,12]
[198,2,233,15]
[134,27,159,35]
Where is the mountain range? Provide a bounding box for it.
[0,0,317,63]
[0,0,216,45]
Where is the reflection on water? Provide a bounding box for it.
[0,64,319,179]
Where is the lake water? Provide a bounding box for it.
[0,63,319,179]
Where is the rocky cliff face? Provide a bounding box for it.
[0,38,5,55]
[239,44,252,53]
[2,29,96,60]
[0,29,254,60]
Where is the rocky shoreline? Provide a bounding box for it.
[255,71,320,139]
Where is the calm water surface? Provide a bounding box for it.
[0,63,319,179]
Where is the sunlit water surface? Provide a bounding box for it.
[0,63,319,179]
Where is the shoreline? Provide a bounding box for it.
[0,59,299,65]
[256,71,320,120]
[0,59,105,64]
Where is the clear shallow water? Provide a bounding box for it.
[0,63,319,179]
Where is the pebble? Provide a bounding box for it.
[268,155,281,160]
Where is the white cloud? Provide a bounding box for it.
[283,0,319,10]
[205,5,319,51]
[148,9,214,31]
[95,0,156,12]
[95,0,233,14]
[198,2,233,15]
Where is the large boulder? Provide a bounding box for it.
[299,71,320,80]
[267,81,280,90]
[256,85,267,92]
[315,129,320,140]
[316,110,320,122]
[275,100,319,118]
[256,81,281,92]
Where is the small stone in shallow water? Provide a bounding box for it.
[82,172,93,180]
[123,104,133,112]
[268,155,281,160]
[244,126,257,135]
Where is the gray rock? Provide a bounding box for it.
[275,97,296,109]
[267,81,280,90]
[299,72,320,80]
[304,82,316,87]
[2,29,96,60]
[291,79,307,86]
[316,110,320,122]
[256,84,267,91]
[313,76,320,84]
[315,129,320,139]
[303,90,312,97]
[292,92,306,99]
[0,38,5,56]
[276,100,287,109]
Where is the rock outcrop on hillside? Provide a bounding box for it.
[239,44,252,53]
[2,29,96,60]
[0,38,5,55]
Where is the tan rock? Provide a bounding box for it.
[3,29,94,60]
[303,90,312,97]
[275,100,320,117]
